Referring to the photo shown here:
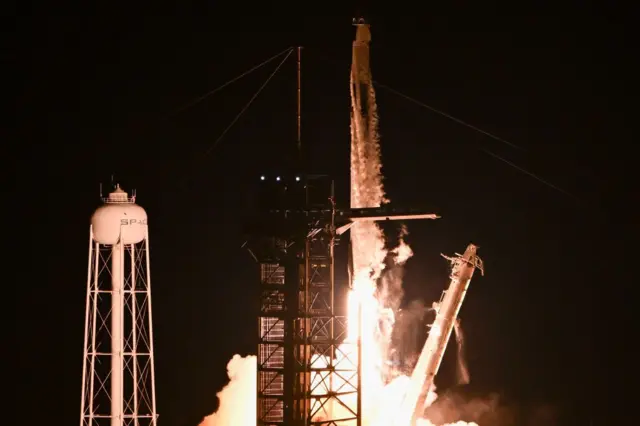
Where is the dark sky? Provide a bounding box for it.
[15,6,633,426]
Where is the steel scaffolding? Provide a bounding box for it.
[252,175,359,426]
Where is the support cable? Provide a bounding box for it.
[174,47,295,187]
[307,50,523,151]
[482,149,579,200]
[200,48,294,159]
[374,82,524,151]
[374,81,578,200]
[166,46,293,118]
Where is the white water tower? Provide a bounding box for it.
[79,184,158,426]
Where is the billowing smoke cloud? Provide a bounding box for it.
[418,420,479,426]
[198,355,256,426]
[423,391,559,426]
[424,392,497,425]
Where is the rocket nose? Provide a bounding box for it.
[354,23,371,43]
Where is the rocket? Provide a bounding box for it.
[395,244,484,426]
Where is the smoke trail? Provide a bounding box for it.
[198,355,256,426]
[348,23,432,426]
[349,23,392,424]
[453,319,470,385]
[350,22,387,212]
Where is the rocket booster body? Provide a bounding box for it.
[395,244,484,426]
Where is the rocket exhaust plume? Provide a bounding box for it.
[349,21,392,424]
[198,355,256,426]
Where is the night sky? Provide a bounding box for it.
[16,7,633,426]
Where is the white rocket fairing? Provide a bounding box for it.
[395,244,484,426]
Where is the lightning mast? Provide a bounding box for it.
[80,185,158,426]
[395,244,484,426]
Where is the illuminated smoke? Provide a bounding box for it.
[424,392,560,426]
[424,392,507,426]
[198,355,256,426]
[350,22,387,212]
[418,421,479,426]
[349,22,394,424]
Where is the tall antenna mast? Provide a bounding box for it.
[296,46,302,166]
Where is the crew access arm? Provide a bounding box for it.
[395,244,484,426]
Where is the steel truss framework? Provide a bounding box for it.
[80,228,158,426]
[255,182,360,426]
[252,175,438,426]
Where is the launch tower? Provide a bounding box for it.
[79,185,158,426]
[248,177,438,426]
[248,24,439,426]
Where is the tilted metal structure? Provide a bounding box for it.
[395,244,484,426]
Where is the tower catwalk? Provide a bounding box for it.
[80,185,158,426]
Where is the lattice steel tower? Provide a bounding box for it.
[249,178,437,426]
[243,43,359,426]
[247,170,355,426]
[79,185,158,426]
